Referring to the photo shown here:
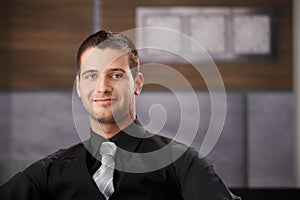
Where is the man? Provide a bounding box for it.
[0,30,241,200]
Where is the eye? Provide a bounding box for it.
[111,73,123,80]
[85,73,98,80]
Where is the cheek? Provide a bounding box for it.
[80,84,95,99]
[114,79,135,95]
[122,83,135,95]
[114,87,134,103]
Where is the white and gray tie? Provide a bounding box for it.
[93,142,117,200]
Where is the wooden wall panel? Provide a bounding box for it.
[0,0,292,90]
[101,0,292,90]
[0,0,93,89]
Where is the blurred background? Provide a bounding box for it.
[0,0,299,198]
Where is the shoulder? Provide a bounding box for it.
[140,132,211,169]
[0,142,86,197]
[173,146,212,176]
[27,142,84,166]
[23,142,85,180]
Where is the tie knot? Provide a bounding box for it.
[100,141,117,157]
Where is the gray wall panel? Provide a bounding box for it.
[0,91,82,184]
[0,90,295,188]
[0,93,12,159]
[206,93,246,187]
[248,92,294,187]
[9,91,81,160]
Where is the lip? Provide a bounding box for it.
[93,98,118,105]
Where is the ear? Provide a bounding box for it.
[76,75,82,98]
[134,72,144,95]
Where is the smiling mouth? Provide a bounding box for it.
[93,98,118,105]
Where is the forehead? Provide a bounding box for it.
[81,47,130,71]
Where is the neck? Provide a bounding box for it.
[90,116,135,139]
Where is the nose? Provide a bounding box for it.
[96,75,113,94]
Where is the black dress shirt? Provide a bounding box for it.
[0,120,241,200]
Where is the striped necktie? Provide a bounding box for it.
[93,142,117,200]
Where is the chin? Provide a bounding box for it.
[92,108,131,124]
[93,113,115,124]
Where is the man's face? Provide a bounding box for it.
[76,47,143,125]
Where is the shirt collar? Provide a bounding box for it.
[89,119,147,157]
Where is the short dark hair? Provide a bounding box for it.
[76,30,139,76]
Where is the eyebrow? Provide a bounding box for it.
[81,69,98,77]
[107,68,126,73]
